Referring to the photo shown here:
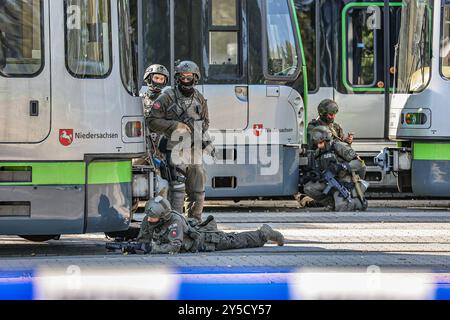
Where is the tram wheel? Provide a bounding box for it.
[19,235,61,242]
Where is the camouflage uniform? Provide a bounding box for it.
[307,118,344,149]
[148,85,209,222]
[304,127,368,212]
[136,198,284,254]
[142,64,170,160]
[148,88,209,221]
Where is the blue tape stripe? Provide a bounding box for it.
[0,269,449,300]
[0,271,34,301]
[177,282,290,300]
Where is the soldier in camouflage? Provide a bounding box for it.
[307,99,354,149]
[304,126,369,212]
[128,197,285,255]
[147,61,213,223]
[142,64,170,157]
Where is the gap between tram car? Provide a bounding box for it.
[0,267,450,300]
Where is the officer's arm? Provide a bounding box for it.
[136,219,155,245]
[151,222,183,255]
[147,95,180,137]
[201,96,210,132]
[335,124,345,140]
[334,142,357,162]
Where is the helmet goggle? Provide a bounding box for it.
[178,74,195,82]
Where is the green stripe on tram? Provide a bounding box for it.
[0,161,132,186]
[88,161,132,185]
[414,143,450,161]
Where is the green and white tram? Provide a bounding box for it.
[0,0,150,240]
[377,0,450,196]
[295,0,404,192]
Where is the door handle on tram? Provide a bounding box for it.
[30,100,39,117]
[235,86,248,102]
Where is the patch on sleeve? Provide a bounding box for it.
[153,101,161,110]
[168,223,181,241]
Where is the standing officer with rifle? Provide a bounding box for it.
[147,61,214,223]
[303,126,369,212]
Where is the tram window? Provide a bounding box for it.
[295,0,317,91]
[441,5,450,79]
[265,0,299,78]
[208,0,240,79]
[65,0,112,78]
[118,0,139,96]
[210,32,238,66]
[347,8,376,87]
[0,0,43,77]
[211,0,237,27]
[142,0,170,76]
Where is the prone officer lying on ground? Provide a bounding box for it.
[106,197,285,255]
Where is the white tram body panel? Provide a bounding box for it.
[0,0,145,236]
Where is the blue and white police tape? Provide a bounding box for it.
[1,267,449,300]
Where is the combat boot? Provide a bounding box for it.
[260,224,285,246]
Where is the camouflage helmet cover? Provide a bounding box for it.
[175,60,201,81]
[144,64,170,82]
[318,99,339,116]
[311,126,333,145]
[144,196,172,220]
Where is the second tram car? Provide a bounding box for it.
[377,0,450,197]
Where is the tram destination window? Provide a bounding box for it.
[65,0,112,78]
[346,8,376,87]
[0,0,43,77]
[208,0,240,78]
[265,0,299,78]
[396,1,432,93]
[119,0,139,96]
[441,4,450,79]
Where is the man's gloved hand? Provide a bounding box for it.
[174,122,192,135]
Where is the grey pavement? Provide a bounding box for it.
[0,200,449,272]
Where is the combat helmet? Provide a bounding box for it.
[175,60,201,81]
[318,99,339,117]
[311,126,333,146]
[144,64,169,92]
[144,196,173,221]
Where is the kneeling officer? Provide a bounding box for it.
[107,197,285,255]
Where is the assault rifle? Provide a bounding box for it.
[106,242,151,255]
[322,170,352,203]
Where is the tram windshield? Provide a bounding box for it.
[0,0,43,77]
[118,0,139,96]
[266,0,300,77]
[394,0,433,94]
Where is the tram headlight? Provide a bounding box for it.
[125,121,143,138]
[403,113,427,126]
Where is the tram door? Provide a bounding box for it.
[201,0,249,131]
[0,0,51,143]
[335,2,401,139]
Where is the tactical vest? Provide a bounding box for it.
[164,88,205,123]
